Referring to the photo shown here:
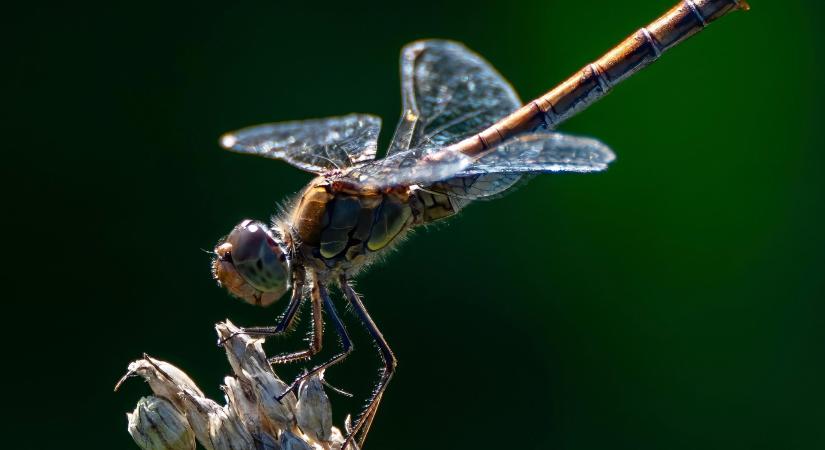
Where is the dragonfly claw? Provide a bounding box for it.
[216,328,244,347]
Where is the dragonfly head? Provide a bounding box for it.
[212,219,291,307]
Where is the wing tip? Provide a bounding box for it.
[219,133,237,150]
[603,148,617,164]
[402,39,466,58]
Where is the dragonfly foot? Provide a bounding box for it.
[216,329,245,347]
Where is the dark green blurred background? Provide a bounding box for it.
[10,0,824,448]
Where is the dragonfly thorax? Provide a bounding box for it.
[288,179,415,276]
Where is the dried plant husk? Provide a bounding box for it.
[118,321,349,450]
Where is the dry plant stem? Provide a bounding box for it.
[116,321,357,450]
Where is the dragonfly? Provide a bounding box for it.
[212,1,748,447]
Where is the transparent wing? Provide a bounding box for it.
[387,40,521,157]
[219,114,381,173]
[340,132,614,190]
[341,147,474,187]
[427,132,615,199]
[458,132,615,175]
[428,173,527,200]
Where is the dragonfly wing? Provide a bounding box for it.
[387,40,521,156]
[220,114,382,173]
[428,173,528,200]
[429,132,615,199]
[340,132,612,190]
[341,147,475,187]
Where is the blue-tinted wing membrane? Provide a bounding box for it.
[220,114,382,173]
[387,40,521,156]
[341,132,613,191]
[431,132,615,199]
[340,147,474,188]
[461,132,615,175]
[429,173,528,200]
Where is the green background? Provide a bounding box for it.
[10,0,824,448]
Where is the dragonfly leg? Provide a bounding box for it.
[339,277,397,450]
[277,282,355,401]
[219,281,304,345]
[267,281,325,366]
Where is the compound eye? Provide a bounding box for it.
[229,221,269,261]
[226,220,288,293]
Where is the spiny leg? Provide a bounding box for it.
[340,277,397,450]
[353,392,382,448]
[277,282,355,401]
[220,281,305,345]
[267,281,324,366]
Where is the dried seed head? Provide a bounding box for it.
[247,357,298,429]
[116,355,204,411]
[216,321,270,377]
[184,388,256,450]
[255,430,281,450]
[329,426,357,450]
[179,390,254,450]
[280,430,314,450]
[206,406,255,450]
[217,321,298,429]
[121,322,346,450]
[177,390,222,448]
[222,376,264,433]
[296,374,333,443]
[223,375,289,447]
[127,396,195,450]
